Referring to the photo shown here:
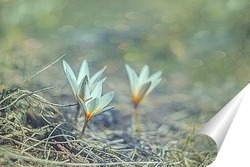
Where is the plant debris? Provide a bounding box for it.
[0,86,216,166]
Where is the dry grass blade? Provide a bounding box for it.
[21,54,66,84]
[0,86,216,166]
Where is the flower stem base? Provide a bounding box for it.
[81,119,89,138]
[132,109,142,136]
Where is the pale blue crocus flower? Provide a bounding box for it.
[62,60,106,100]
[125,64,162,108]
[77,80,114,135]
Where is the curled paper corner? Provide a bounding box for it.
[196,83,250,166]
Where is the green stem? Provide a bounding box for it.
[75,103,80,124]
[132,108,142,136]
[81,118,89,137]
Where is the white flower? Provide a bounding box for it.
[77,81,114,121]
[62,60,106,100]
[125,64,162,108]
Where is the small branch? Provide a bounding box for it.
[21,53,66,84]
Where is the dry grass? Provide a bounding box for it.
[0,86,216,166]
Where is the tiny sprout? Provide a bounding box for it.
[77,80,114,136]
[125,64,162,134]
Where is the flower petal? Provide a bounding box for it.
[125,64,139,94]
[90,66,107,85]
[63,60,78,96]
[138,81,151,101]
[98,91,114,109]
[86,98,99,113]
[78,75,89,100]
[77,60,90,85]
[100,106,114,113]
[146,70,162,95]
[77,94,87,112]
[92,106,114,117]
[146,78,162,97]
[89,77,106,92]
[125,64,133,86]
[91,81,103,98]
[139,65,149,82]
[149,71,162,82]
[84,83,91,100]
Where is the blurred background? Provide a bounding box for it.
[0,0,250,129]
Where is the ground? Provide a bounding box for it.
[1,1,249,166]
[0,56,217,166]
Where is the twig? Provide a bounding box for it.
[0,147,169,166]
[21,54,66,84]
[0,93,31,110]
[31,94,77,107]
[0,91,20,105]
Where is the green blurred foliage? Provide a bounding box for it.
[0,0,250,121]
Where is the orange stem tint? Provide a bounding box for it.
[132,94,141,108]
